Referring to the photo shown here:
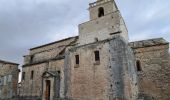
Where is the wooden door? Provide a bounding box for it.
[45,80,51,100]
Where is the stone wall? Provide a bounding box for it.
[0,61,19,99]
[89,0,117,20]
[108,37,138,100]
[130,38,170,100]
[21,36,78,100]
[21,37,170,100]
[64,36,138,100]
[30,37,77,55]
[24,37,78,65]
[21,58,66,100]
[66,40,110,100]
[49,59,65,98]
[21,63,47,97]
[79,11,128,46]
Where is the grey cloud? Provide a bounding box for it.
[0,0,169,64]
[0,0,92,64]
[116,0,170,42]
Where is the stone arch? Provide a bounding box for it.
[98,7,104,17]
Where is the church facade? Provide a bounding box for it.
[19,0,170,100]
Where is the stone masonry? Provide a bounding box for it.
[130,38,170,100]
[18,0,170,100]
[0,60,19,100]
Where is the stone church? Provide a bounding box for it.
[19,0,170,100]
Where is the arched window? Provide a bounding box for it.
[136,60,142,71]
[98,7,104,17]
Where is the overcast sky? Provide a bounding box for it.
[0,0,170,65]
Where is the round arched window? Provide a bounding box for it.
[98,7,104,17]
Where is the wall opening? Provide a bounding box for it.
[31,71,34,80]
[98,7,104,17]
[94,50,100,61]
[22,72,25,80]
[136,60,142,71]
[75,55,79,64]
[30,55,34,63]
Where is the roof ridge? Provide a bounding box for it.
[0,59,19,65]
[130,37,166,43]
[129,38,169,49]
[30,36,78,50]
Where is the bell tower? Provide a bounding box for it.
[65,1,138,100]
[78,0,129,45]
[89,0,118,20]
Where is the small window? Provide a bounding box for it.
[94,50,100,61]
[98,7,104,17]
[22,72,25,80]
[75,55,79,64]
[30,55,34,63]
[31,71,34,80]
[136,60,142,71]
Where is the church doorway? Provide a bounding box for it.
[45,80,51,100]
[42,71,61,100]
